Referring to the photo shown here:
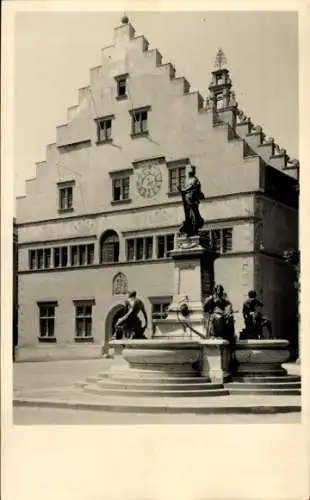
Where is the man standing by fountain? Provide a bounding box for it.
[114,291,148,339]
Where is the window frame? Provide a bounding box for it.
[129,106,151,138]
[149,296,172,334]
[57,181,75,214]
[95,115,114,144]
[37,301,58,343]
[166,160,188,195]
[115,73,128,100]
[73,299,95,342]
[156,233,175,259]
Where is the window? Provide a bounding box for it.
[222,228,233,253]
[38,302,57,342]
[150,297,172,334]
[215,92,224,109]
[54,246,69,268]
[115,74,128,99]
[112,272,128,295]
[125,236,154,261]
[58,181,74,213]
[96,115,114,143]
[156,234,175,259]
[201,227,233,254]
[130,107,150,136]
[44,248,51,269]
[74,300,94,341]
[100,231,119,263]
[29,250,36,270]
[215,74,223,85]
[112,177,130,202]
[168,166,186,194]
[71,244,95,266]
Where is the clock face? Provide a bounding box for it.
[136,164,162,198]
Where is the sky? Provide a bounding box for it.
[14,10,298,198]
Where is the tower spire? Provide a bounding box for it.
[214,48,227,70]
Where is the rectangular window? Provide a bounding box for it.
[29,250,36,270]
[130,107,150,136]
[61,247,68,267]
[168,166,186,193]
[96,116,113,143]
[222,228,233,253]
[115,74,128,99]
[145,237,153,260]
[54,247,61,268]
[38,302,57,341]
[150,297,171,334]
[112,177,130,202]
[126,239,135,261]
[87,244,94,265]
[71,245,79,266]
[156,234,175,259]
[74,301,94,340]
[44,248,51,269]
[211,229,221,253]
[58,182,74,212]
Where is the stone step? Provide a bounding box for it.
[226,387,301,396]
[86,374,208,385]
[237,375,300,383]
[227,381,301,389]
[92,380,223,391]
[83,385,229,398]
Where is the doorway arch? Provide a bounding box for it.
[104,303,126,346]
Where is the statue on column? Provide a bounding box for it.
[113,291,148,340]
[178,166,205,237]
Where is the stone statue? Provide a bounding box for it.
[240,290,273,339]
[114,291,148,340]
[178,166,205,237]
[203,284,235,342]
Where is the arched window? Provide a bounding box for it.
[100,230,120,263]
[112,272,128,295]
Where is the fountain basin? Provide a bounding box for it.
[234,339,290,378]
[109,339,200,377]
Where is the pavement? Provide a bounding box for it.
[13,358,302,424]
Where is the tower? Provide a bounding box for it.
[207,48,237,127]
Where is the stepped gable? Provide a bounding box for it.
[18,18,298,212]
[205,48,299,182]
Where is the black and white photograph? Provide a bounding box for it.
[2,4,309,500]
[11,10,302,425]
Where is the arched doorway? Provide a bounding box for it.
[104,303,126,346]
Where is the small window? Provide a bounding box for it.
[168,166,186,194]
[58,182,74,213]
[222,228,233,253]
[79,245,87,266]
[87,244,94,265]
[136,238,144,261]
[38,302,57,342]
[211,229,221,252]
[44,248,51,269]
[112,272,128,295]
[54,248,61,268]
[74,300,94,341]
[130,107,150,137]
[112,177,130,202]
[126,239,135,261]
[61,247,68,267]
[71,246,79,266]
[145,237,153,260]
[115,74,128,99]
[215,92,224,109]
[150,297,171,334]
[29,250,36,270]
[156,234,175,259]
[96,116,114,143]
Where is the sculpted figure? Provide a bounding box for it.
[178,166,205,237]
[114,291,148,340]
[203,284,235,341]
[241,290,273,339]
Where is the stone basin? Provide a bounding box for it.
[109,339,200,377]
[234,339,291,379]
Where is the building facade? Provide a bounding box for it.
[15,19,299,361]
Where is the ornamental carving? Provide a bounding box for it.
[112,272,128,295]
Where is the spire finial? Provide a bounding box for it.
[214,48,227,70]
[122,13,129,24]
